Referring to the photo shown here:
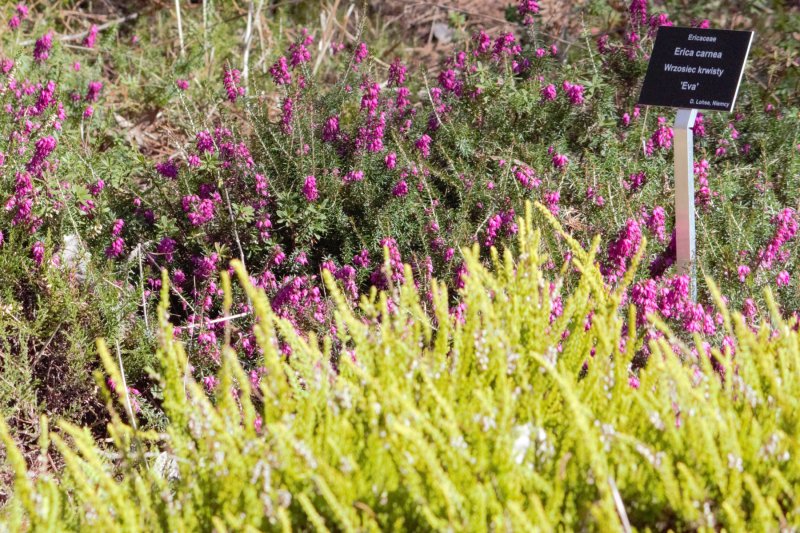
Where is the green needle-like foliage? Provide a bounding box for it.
[1,205,799,531]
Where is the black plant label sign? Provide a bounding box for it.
[638,26,754,112]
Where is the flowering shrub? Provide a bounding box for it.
[100,1,798,391]
[3,212,800,530]
[0,0,797,502]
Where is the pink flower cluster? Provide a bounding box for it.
[757,208,798,269]
[604,218,642,283]
[484,210,517,247]
[694,159,713,207]
[513,165,541,189]
[303,175,318,202]
[8,3,29,30]
[222,67,244,102]
[33,32,53,62]
[182,185,221,226]
[562,81,585,106]
[83,24,99,49]
[645,117,674,155]
[518,0,540,25]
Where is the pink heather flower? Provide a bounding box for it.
[90,179,105,196]
[223,67,245,102]
[343,170,364,183]
[392,180,408,197]
[360,82,380,116]
[354,42,369,64]
[83,24,99,48]
[157,237,177,263]
[32,241,45,266]
[385,152,397,170]
[628,374,640,389]
[303,175,319,202]
[649,13,673,33]
[692,113,706,137]
[353,249,370,269]
[370,238,405,289]
[288,41,311,67]
[34,32,54,63]
[299,27,314,47]
[743,298,757,321]
[322,115,339,142]
[562,81,585,105]
[27,136,57,173]
[356,112,386,153]
[176,78,189,90]
[388,58,407,86]
[695,159,713,207]
[254,173,269,197]
[473,30,491,56]
[281,97,294,134]
[390,88,410,117]
[544,190,560,215]
[631,279,658,325]
[586,186,605,206]
[541,83,557,101]
[597,35,610,55]
[758,208,798,269]
[111,219,125,237]
[202,375,218,392]
[182,194,216,226]
[604,218,642,282]
[513,165,541,189]
[438,69,461,94]
[83,106,94,119]
[9,4,27,29]
[777,270,791,287]
[196,130,215,154]
[737,265,751,282]
[624,171,646,192]
[1,58,14,74]
[269,56,292,85]
[518,0,540,25]
[492,33,520,59]
[155,159,179,179]
[629,0,648,25]
[415,134,432,158]
[646,118,674,155]
[646,206,666,241]
[85,81,103,102]
[105,237,125,258]
[551,152,568,169]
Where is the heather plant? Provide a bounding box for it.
[108,0,799,377]
[2,206,800,530]
[2,2,798,434]
[0,0,798,508]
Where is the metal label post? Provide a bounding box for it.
[673,108,698,301]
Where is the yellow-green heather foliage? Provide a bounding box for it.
[1,204,800,531]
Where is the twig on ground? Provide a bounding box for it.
[20,13,139,46]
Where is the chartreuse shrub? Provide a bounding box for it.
[1,205,799,531]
